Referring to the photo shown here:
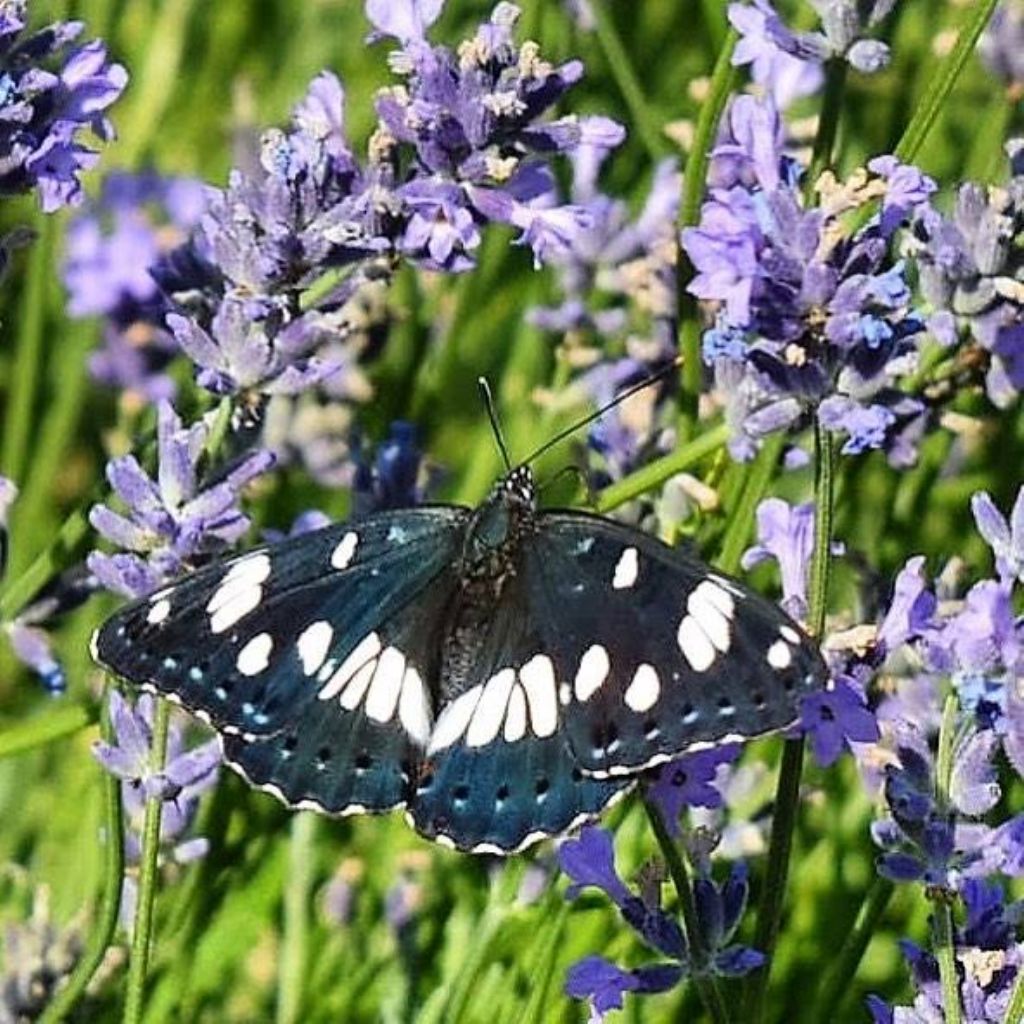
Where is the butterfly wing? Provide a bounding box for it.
[93,507,470,813]
[409,563,630,854]
[520,510,827,777]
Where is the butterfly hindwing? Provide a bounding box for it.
[410,564,629,853]
[94,508,470,812]
[522,511,827,777]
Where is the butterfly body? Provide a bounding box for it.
[93,464,827,853]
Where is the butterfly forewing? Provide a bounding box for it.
[94,507,470,812]
[524,511,827,777]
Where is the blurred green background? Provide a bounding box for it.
[0,0,1021,1021]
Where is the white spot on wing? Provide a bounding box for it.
[237,632,273,676]
[612,547,639,590]
[503,684,528,742]
[330,531,359,570]
[677,616,716,671]
[574,644,610,702]
[398,666,432,746]
[297,621,333,677]
[688,582,732,653]
[780,624,801,645]
[339,659,377,710]
[147,598,171,625]
[466,668,515,747]
[318,632,381,701]
[559,682,571,706]
[768,639,793,669]
[209,585,263,635]
[364,647,406,723]
[700,580,735,621]
[207,554,271,633]
[428,685,483,754]
[624,663,660,712]
[520,654,558,738]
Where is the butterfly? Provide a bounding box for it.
[92,462,827,855]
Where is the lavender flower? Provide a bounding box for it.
[729,0,896,79]
[741,498,816,620]
[868,881,1024,1022]
[800,673,879,766]
[728,1,824,108]
[981,2,1024,90]
[647,745,741,836]
[0,3,126,210]
[972,488,1024,584]
[907,143,1024,408]
[88,401,273,597]
[683,95,934,461]
[92,691,220,932]
[352,421,423,514]
[167,298,342,398]
[560,827,763,1019]
[64,172,208,405]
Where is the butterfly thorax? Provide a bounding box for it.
[439,467,537,700]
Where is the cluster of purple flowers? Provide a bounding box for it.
[560,820,762,1018]
[0,0,125,211]
[907,141,1024,408]
[683,93,938,462]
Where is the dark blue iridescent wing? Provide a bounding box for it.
[409,562,630,855]
[93,508,469,814]
[522,511,827,777]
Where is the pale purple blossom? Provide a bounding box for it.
[88,402,273,597]
[0,6,127,210]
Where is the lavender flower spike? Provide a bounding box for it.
[88,401,273,597]
[0,4,127,210]
[971,486,1024,584]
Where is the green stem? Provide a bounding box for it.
[204,397,234,465]
[806,59,849,190]
[589,0,666,163]
[2,216,50,484]
[276,813,318,1024]
[123,699,171,1024]
[807,423,836,639]
[933,905,962,1024]
[714,435,785,576]
[811,878,895,1020]
[595,423,729,513]
[932,687,963,1024]
[1006,966,1024,1024]
[39,687,125,1024]
[0,502,93,621]
[744,424,835,1022]
[935,694,958,809]
[893,0,1000,162]
[642,794,731,1024]
[677,30,738,430]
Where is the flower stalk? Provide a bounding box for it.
[744,422,836,1021]
[642,792,731,1024]
[123,697,171,1024]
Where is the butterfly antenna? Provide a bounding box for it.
[521,355,684,468]
[478,377,513,472]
